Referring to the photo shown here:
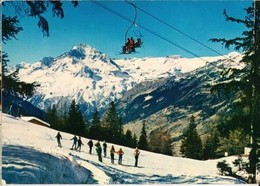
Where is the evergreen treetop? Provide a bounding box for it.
[138,121,148,150]
[67,100,87,136]
[180,115,202,159]
[89,108,103,140]
[92,108,101,126]
[210,2,260,180]
[101,101,123,143]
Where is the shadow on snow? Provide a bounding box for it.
[2,145,98,184]
[69,153,245,184]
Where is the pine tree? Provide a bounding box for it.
[233,155,244,171]
[133,134,138,148]
[2,1,78,40]
[149,130,162,153]
[2,15,23,44]
[46,105,60,129]
[180,115,202,159]
[216,110,251,139]
[67,100,87,136]
[161,131,173,156]
[2,64,39,99]
[124,129,134,147]
[102,101,123,143]
[210,2,260,179]
[202,126,220,160]
[138,121,148,150]
[92,108,101,126]
[217,128,250,156]
[89,108,103,140]
[116,117,124,144]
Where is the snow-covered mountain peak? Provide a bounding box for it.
[226,51,241,58]
[13,43,243,119]
[72,43,90,50]
[67,43,111,62]
[71,43,99,56]
[211,51,244,70]
[13,61,35,71]
[40,57,55,67]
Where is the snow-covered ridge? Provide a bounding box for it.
[2,113,246,184]
[12,43,242,117]
[63,44,114,64]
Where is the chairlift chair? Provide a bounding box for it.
[122,2,143,54]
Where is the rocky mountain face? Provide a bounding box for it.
[117,55,244,155]
[11,43,236,119]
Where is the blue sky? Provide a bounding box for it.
[3,1,251,66]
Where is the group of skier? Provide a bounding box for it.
[55,132,141,167]
[70,135,84,151]
[92,140,140,166]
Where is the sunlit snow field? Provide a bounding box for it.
[2,113,246,184]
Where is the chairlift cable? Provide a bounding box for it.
[91,0,232,83]
[91,0,207,62]
[125,0,232,62]
[123,1,244,93]
[127,1,245,77]
[127,0,245,70]
[124,2,137,43]
[92,0,227,93]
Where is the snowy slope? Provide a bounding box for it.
[11,43,242,118]
[2,113,246,184]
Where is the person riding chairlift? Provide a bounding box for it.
[134,38,141,48]
[123,37,140,54]
[126,37,135,52]
[123,38,130,53]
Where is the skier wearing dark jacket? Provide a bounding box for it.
[71,135,78,150]
[134,147,140,167]
[55,132,62,147]
[87,139,94,154]
[76,137,84,152]
[95,141,102,162]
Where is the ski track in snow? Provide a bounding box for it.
[2,113,246,184]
